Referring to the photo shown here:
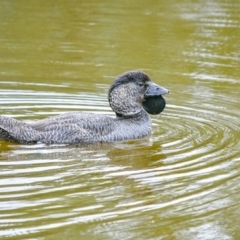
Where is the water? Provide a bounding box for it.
[0,0,240,239]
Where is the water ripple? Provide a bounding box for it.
[0,78,239,239]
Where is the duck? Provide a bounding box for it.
[0,71,168,145]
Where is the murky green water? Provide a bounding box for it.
[0,0,240,239]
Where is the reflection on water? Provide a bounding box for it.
[0,0,240,239]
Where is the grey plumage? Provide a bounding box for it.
[0,71,168,145]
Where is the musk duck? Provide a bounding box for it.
[0,71,168,144]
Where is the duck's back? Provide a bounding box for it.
[28,112,116,144]
[29,112,114,133]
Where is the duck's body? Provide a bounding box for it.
[0,71,168,145]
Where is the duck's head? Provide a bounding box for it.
[108,71,169,117]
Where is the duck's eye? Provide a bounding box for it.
[138,83,145,87]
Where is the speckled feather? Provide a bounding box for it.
[0,71,167,145]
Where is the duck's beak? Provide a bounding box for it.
[144,83,169,98]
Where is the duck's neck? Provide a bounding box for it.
[115,109,150,121]
[111,109,152,141]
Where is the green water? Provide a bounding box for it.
[0,0,240,239]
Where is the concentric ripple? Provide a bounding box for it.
[0,78,240,239]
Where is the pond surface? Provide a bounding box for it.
[0,0,240,239]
